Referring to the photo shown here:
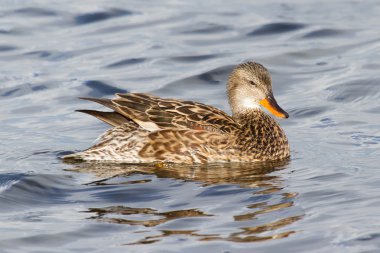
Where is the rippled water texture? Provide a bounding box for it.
[1,0,380,252]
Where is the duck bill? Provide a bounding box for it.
[259,95,289,118]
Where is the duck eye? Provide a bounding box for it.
[249,80,256,86]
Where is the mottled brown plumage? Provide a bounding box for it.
[63,61,290,164]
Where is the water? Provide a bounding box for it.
[1,0,380,252]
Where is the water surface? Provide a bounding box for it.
[1,0,380,252]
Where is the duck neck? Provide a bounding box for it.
[233,109,289,160]
[233,108,269,125]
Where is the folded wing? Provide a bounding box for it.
[79,93,240,134]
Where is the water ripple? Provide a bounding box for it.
[0,174,23,194]
[12,7,57,17]
[290,106,329,119]
[178,23,232,34]
[168,54,221,63]
[74,9,134,25]
[303,28,347,38]
[0,83,49,98]
[82,80,127,97]
[106,58,146,68]
[247,22,305,36]
[0,45,18,52]
[326,79,380,103]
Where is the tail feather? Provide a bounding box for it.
[79,97,116,111]
[76,110,135,127]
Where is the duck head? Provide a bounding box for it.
[227,61,289,119]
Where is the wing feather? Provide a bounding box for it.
[76,110,135,127]
[112,93,240,133]
[79,93,240,133]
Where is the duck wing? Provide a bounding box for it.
[80,93,240,134]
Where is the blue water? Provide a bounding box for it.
[1,1,380,252]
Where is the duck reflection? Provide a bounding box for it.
[69,161,302,244]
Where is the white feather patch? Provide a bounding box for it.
[241,98,260,109]
[134,119,160,131]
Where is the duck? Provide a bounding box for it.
[63,61,290,164]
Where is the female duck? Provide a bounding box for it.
[63,62,290,163]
